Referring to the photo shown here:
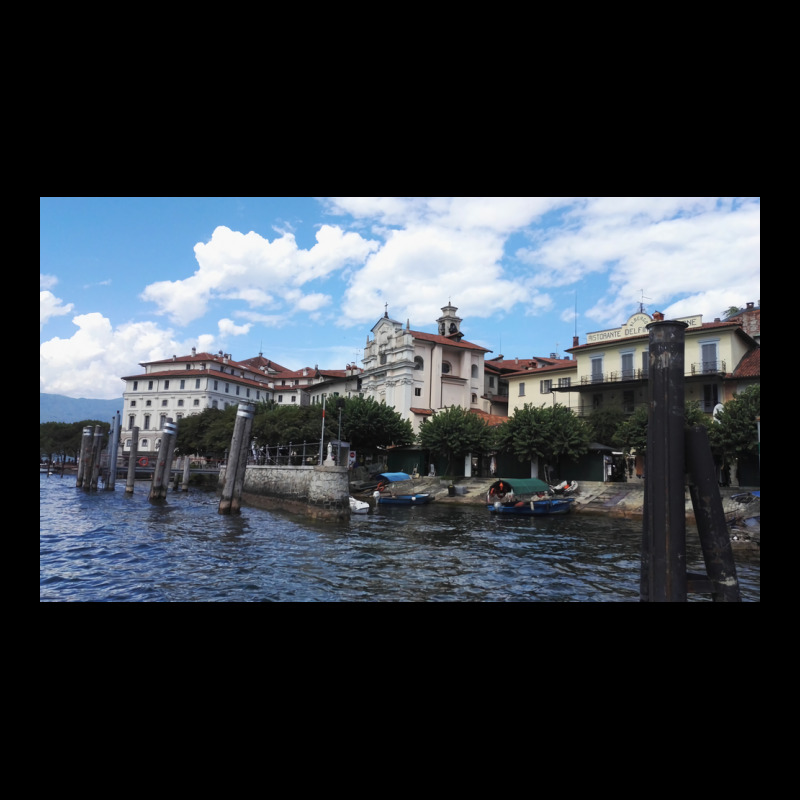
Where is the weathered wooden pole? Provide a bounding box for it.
[148,419,175,502]
[106,413,120,490]
[161,422,179,496]
[76,426,93,488]
[88,425,103,491]
[640,320,689,602]
[219,403,255,514]
[685,425,741,602]
[125,427,139,494]
[181,456,191,491]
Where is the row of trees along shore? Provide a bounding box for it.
[41,387,759,479]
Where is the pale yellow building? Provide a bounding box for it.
[556,307,760,417]
[505,361,579,416]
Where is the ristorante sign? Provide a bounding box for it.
[586,312,703,344]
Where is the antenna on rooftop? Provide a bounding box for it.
[574,290,578,338]
[639,289,651,313]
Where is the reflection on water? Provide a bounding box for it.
[40,475,759,602]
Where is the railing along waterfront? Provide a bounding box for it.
[252,440,327,466]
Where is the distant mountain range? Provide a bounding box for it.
[40,394,124,424]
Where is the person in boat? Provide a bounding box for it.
[489,481,514,503]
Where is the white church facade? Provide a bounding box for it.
[361,303,491,433]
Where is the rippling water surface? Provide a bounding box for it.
[40,474,760,602]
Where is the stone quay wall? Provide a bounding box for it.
[218,464,350,520]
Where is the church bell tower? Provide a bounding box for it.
[437,302,463,342]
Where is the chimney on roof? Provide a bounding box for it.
[653,311,664,321]
[746,302,754,310]
[191,347,196,356]
[573,336,579,347]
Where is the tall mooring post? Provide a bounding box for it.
[106,412,120,490]
[640,320,689,602]
[88,425,103,491]
[148,419,176,502]
[640,319,742,602]
[76,426,94,488]
[125,426,139,494]
[685,425,741,601]
[219,403,255,515]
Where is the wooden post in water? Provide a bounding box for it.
[89,425,103,491]
[219,403,255,514]
[640,320,688,602]
[181,456,191,491]
[685,425,741,602]
[76,426,93,488]
[148,419,175,502]
[106,412,120,490]
[126,427,139,494]
[161,422,179,495]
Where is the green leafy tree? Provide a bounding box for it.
[174,406,237,460]
[708,385,760,465]
[253,404,323,450]
[340,397,414,451]
[40,420,110,463]
[613,399,714,454]
[496,403,591,470]
[612,405,648,453]
[586,407,625,446]
[417,406,494,475]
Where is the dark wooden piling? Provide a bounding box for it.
[685,425,741,602]
[161,423,179,494]
[106,413,120,490]
[640,320,689,602]
[181,456,191,491]
[76,426,93,488]
[219,403,255,514]
[148,419,176,502]
[88,425,103,491]
[125,427,139,493]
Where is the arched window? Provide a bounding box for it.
[442,361,451,374]
[471,364,478,378]
[414,356,424,370]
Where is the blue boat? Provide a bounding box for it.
[488,497,575,516]
[378,493,433,506]
[486,478,576,516]
[373,472,433,506]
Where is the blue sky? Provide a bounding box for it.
[40,197,760,399]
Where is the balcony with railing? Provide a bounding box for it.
[578,362,727,386]
[579,368,647,385]
[690,360,727,376]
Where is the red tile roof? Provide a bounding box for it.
[733,347,760,378]
[469,408,508,426]
[410,330,491,352]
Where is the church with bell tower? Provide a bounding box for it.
[361,301,490,433]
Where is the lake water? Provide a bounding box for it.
[39,474,760,602]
